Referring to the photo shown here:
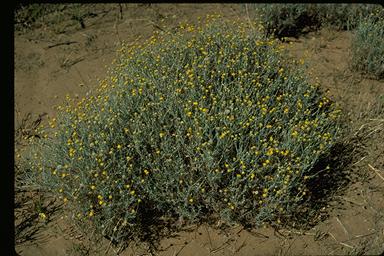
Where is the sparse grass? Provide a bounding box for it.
[14,3,113,34]
[14,4,64,30]
[351,10,384,80]
[15,112,60,245]
[251,4,320,38]
[251,4,381,39]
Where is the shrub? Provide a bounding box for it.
[351,10,384,80]
[252,4,320,38]
[316,4,381,31]
[253,4,381,38]
[25,16,341,244]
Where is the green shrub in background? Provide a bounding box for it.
[25,15,341,244]
[251,4,320,38]
[351,10,384,80]
[316,4,381,30]
[253,4,381,38]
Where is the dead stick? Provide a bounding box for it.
[118,3,123,19]
[335,217,349,236]
[368,164,384,181]
[204,225,213,251]
[174,243,187,256]
[211,238,231,253]
[245,4,255,30]
[328,232,354,249]
[46,41,78,49]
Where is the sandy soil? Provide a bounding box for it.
[15,4,384,256]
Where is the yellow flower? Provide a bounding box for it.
[263,159,270,166]
[39,212,47,220]
[266,148,274,156]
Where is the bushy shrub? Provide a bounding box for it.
[253,4,381,38]
[252,4,320,38]
[351,10,384,80]
[25,16,341,244]
[316,4,381,30]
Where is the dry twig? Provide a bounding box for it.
[368,164,384,181]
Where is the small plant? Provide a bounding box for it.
[351,9,384,80]
[24,15,342,245]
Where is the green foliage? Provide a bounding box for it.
[316,4,381,30]
[253,4,320,38]
[253,4,381,38]
[25,16,341,244]
[351,10,384,80]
